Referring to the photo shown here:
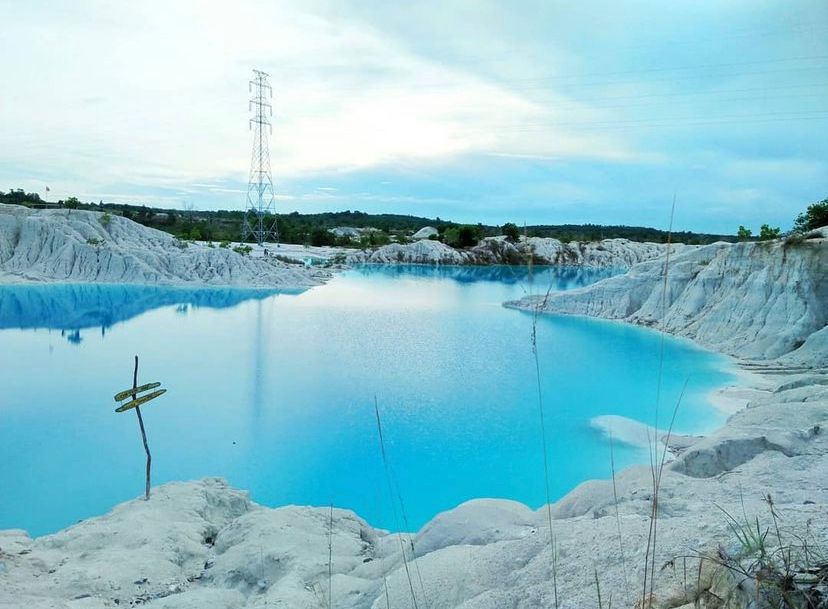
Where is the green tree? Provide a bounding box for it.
[501,222,521,243]
[793,199,828,232]
[441,227,460,247]
[458,225,482,248]
[737,225,752,241]
[443,224,481,248]
[364,231,390,247]
[759,224,780,241]
[310,227,335,247]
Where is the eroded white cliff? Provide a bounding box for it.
[348,236,689,267]
[0,205,328,288]
[509,230,828,365]
[347,238,474,264]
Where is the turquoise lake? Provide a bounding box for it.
[0,266,734,536]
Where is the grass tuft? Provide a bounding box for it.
[677,498,828,608]
[530,280,561,608]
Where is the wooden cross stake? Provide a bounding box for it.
[113,355,167,500]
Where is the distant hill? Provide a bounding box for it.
[519,223,733,244]
[1,188,735,246]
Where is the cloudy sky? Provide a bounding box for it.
[1,0,826,233]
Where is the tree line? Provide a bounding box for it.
[3,188,824,247]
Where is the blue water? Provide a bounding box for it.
[0,266,734,536]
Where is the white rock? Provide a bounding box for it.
[350,235,687,267]
[519,237,693,268]
[348,239,472,264]
[508,234,828,364]
[329,226,363,238]
[0,204,329,288]
[411,226,439,240]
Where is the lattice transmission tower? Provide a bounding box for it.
[242,69,279,246]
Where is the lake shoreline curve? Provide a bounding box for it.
[1,211,826,608]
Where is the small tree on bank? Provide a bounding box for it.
[793,199,828,233]
[501,222,521,243]
[443,224,482,248]
[759,224,781,241]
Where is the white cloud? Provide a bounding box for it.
[0,0,642,198]
[2,0,824,233]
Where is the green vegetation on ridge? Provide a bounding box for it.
[3,188,824,248]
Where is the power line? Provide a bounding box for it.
[494,111,828,133]
[483,54,828,88]
[277,83,828,120]
[289,109,828,136]
[269,54,828,96]
[263,21,828,76]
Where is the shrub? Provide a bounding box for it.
[793,199,828,232]
[784,232,805,247]
[310,227,335,247]
[443,225,481,248]
[759,224,781,241]
[219,240,231,249]
[358,231,391,248]
[233,244,253,256]
[737,225,752,241]
[686,498,828,609]
[86,237,104,247]
[99,212,112,228]
[501,222,521,243]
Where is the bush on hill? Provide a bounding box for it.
[793,199,828,233]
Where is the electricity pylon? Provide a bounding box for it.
[242,69,279,246]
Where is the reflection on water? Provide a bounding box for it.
[0,267,615,341]
[353,264,619,289]
[0,283,294,341]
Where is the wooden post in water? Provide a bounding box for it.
[113,356,166,501]
[132,355,152,501]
